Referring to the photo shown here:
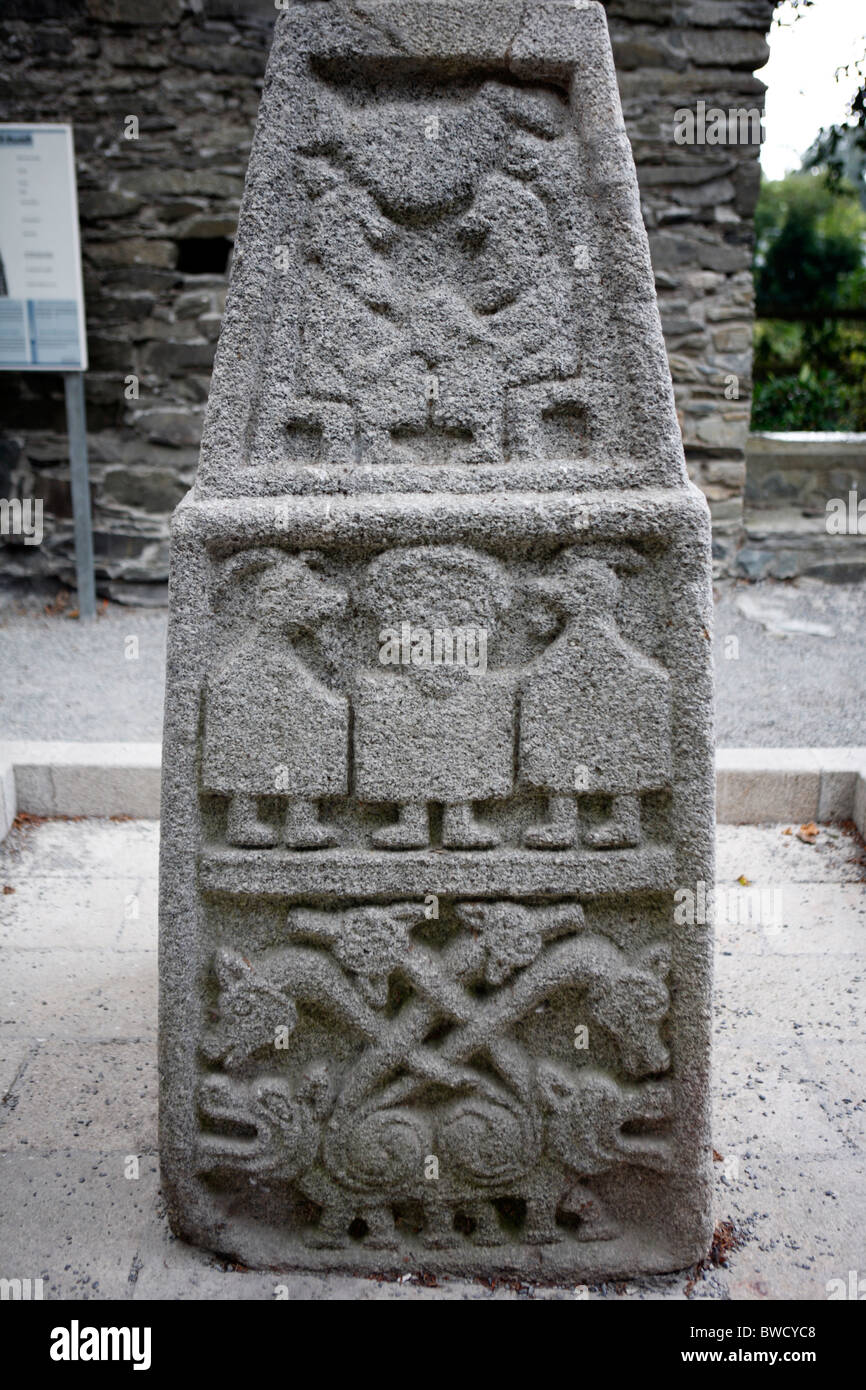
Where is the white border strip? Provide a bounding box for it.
[0,744,864,842]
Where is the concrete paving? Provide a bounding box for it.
[1,817,864,1301]
[1,577,864,748]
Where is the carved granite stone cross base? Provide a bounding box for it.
[159,0,715,1280]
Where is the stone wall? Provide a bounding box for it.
[0,0,776,600]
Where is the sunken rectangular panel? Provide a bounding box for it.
[194,0,686,500]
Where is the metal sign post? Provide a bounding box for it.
[63,372,96,620]
[0,124,95,618]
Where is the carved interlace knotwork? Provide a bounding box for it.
[196,900,673,1248]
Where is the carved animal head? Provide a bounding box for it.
[536,1065,673,1178]
[287,903,427,1009]
[453,901,585,986]
[585,942,671,1078]
[203,948,296,1071]
[196,1068,330,1182]
[454,901,544,985]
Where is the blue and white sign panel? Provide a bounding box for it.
[0,124,88,371]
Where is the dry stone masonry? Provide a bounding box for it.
[0,0,775,595]
[159,0,716,1279]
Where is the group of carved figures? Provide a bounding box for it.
[197,899,673,1249]
[202,545,671,852]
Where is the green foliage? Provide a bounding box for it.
[780,0,866,200]
[754,172,865,316]
[752,173,866,430]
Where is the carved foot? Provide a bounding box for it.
[565,1185,621,1242]
[524,794,577,850]
[441,802,499,850]
[284,799,339,850]
[362,1205,399,1250]
[303,1213,350,1249]
[226,795,277,849]
[464,439,503,468]
[524,822,576,850]
[421,1201,461,1249]
[465,1204,507,1246]
[582,794,641,850]
[372,803,429,850]
[523,1202,564,1246]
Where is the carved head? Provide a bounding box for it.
[310,76,565,222]
[206,948,296,1071]
[458,175,553,313]
[536,1064,672,1177]
[454,901,544,986]
[216,548,346,634]
[358,545,511,691]
[533,553,621,620]
[585,943,671,1078]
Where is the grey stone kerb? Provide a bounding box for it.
[159,0,716,1280]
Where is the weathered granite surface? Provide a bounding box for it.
[159,0,716,1279]
[0,0,774,595]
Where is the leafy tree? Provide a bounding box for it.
[752,173,866,429]
[783,0,866,199]
[751,3,866,428]
[754,172,866,317]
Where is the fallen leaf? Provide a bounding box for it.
[797,822,819,845]
[712,1149,723,1163]
[737,874,751,886]
[2,885,14,895]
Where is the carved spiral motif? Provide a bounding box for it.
[324,1106,431,1192]
[437,1094,537,1188]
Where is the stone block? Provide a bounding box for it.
[160,0,715,1281]
[715,749,821,824]
[0,756,15,843]
[2,740,162,820]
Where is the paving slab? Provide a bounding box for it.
[0,1153,159,1300]
[0,877,151,951]
[0,1040,32,1101]
[0,952,157,1043]
[715,823,866,884]
[0,818,158,881]
[0,1040,158,1153]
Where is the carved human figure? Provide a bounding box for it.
[202,549,348,849]
[520,553,671,849]
[286,163,427,465]
[353,546,515,849]
[286,80,576,468]
[423,172,577,465]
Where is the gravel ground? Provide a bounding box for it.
[0,577,864,747]
[713,578,866,748]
